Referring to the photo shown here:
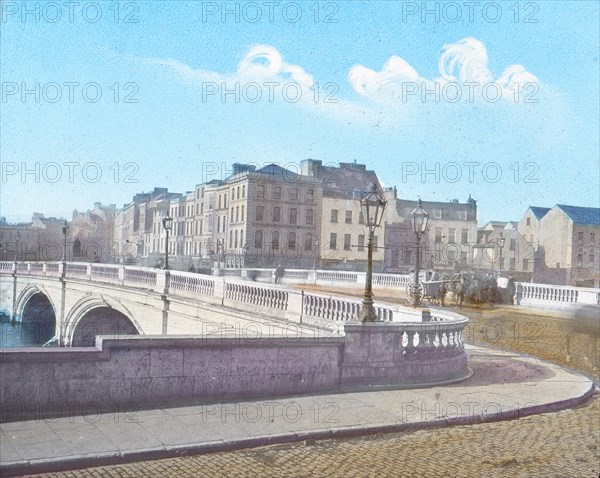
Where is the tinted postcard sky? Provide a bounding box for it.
[1,0,599,223]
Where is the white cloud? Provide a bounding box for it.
[348,37,540,105]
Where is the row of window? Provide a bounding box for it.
[577,231,596,244]
[256,206,314,225]
[329,233,378,252]
[434,228,470,244]
[330,210,364,224]
[256,185,314,202]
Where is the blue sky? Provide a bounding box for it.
[1,0,599,224]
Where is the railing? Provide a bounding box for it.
[65,263,88,279]
[373,273,411,288]
[316,271,359,284]
[396,320,467,355]
[303,293,393,322]
[170,271,215,296]
[90,264,120,284]
[516,282,600,306]
[124,267,158,288]
[46,263,60,276]
[225,282,288,310]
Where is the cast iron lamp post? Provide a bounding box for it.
[162,215,173,270]
[358,185,387,322]
[61,222,69,262]
[15,232,21,262]
[410,199,429,307]
[498,233,505,273]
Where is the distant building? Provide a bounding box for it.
[536,205,600,287]
[0,214,69,261]
[70,203,116,262]
[472,221,532,279]
[301,160,381,271]
[382,192,478,272]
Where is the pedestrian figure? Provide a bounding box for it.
[274,264,285,284]
[189,264,196,273]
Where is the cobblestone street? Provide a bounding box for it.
[24,304,600,478]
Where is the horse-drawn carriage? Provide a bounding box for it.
[406,271,459,306]
[407,270,512,307]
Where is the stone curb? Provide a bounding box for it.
[3,381,596,478]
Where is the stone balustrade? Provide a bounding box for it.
[4,262,599,312]
[516,282,600,307]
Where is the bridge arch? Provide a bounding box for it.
[65,296,144,347]
[13,284,58,345]
[15,284,58,322]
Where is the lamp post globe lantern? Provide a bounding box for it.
[358,184,387,322]
[498,233,505,273]
[15,232,21,262]
[61,222,69,262]
[410,199,429,307]
[162,215,173,270]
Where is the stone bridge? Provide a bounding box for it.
[1,262,598,348]
[0,262,409,347]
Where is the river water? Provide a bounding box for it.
[0,314,55,348]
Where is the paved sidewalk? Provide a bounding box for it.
[1,345,595,478]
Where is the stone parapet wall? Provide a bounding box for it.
[0,319,471,422]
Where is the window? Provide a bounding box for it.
[242,185,245,198]
[236,186,240,199]
[218,195,222,209]
[273,207,281,222]
[509,258,516,270]
[344,234,351,251]
[288,232,296,250]
[433,209,442,219]
[331,209,338,223]
[305,209,314,225]
[223,194,227,208]
[241,205,244,222]
[358,235,365,252]
[591,233,596,244]
[256,206,264,222]
[272,231,280,250]
[307,189,314,202]
[526,217,531,226]
[345,211,352,224]
[208,195,214,210]
[448,228,456,244]
[257,185,265,199]
[230,207,234,222]
[290,188,298,201]
[289,208,298,225]
[329,233,337,250]
[234,230,238,248]
[359,212,365,224]
[305,233,313,251]
[435,228,443,243]
[578,231,584,244]
[273,186,281,199]
[235,206,239,222]
[217,216,221,232]
[255,230,263,249]
[510,239,516,251]
[457,211,467,221]
[461,229,468,244]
